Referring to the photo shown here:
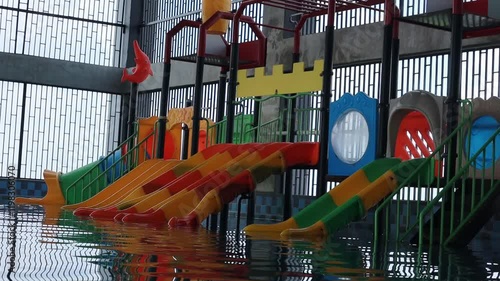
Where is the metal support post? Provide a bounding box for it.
[445,1,463,178]
[156,63,171,159]
[316,2,336,197]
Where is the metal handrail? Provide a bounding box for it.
[64,121,159,203]
[373,99,474,248]
[418,126,499,248]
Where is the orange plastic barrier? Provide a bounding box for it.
[394,111,441,177]
[202,0,231,34]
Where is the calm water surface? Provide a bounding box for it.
[0,204,498,280]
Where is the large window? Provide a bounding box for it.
[0,0,125,178]
[0,0,125,66]
[0,81,121,178]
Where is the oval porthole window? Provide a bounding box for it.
[331,110,369,164]
[464,115,500,170]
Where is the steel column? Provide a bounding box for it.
[282,52,301,219]
[219,4,249,233]
[226,4,252,144]
[127,82,139,166]
[242,98,261,227]
[374,0,396,259]
[316,1,336,197]
[390,17,400,100]
[445,1,464,178]
[226,44,240,144]
[127,83,139,138]
[120,94,130,143]
[190,56,205,155]
[216,70,228,133]
[181,124,190,160]
[191,21,210,156]
[376,1,394,159]
[209,69,228,231]
[156,62,171,159]
[124,0,144,67]
[157,20,201,159]
[16,84,27,178]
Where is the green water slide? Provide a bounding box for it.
[245,158,435,239]
[15,152,122,205]
[14,160,108,205]
[59,161,109,205]
[16,132,149,205]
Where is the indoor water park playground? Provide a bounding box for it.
[1,0,500,280]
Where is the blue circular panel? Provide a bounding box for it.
[464,116,500,170]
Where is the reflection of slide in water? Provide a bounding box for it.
[90,224,250,281]
[244,158,435,239]
[280,238,385,279]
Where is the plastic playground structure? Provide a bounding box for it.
[14,0,500,256]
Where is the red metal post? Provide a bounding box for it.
[453,0,464,14]
[158,20,200,158]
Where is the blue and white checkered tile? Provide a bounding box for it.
[0,180,8,201]
[292,196,315,215]
[16,180,47,198]
[0,180,23,200]
[255,193,283,217]
[229,193,284,221]
[0,179,47,200]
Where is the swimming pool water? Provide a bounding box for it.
[0,204,498,280]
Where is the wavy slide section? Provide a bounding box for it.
[118,142,292,223]
[66,160,176,211]
[169,142,320,227]
[244,158,435,239]
[85,143,265,219]
[65,144,233,211]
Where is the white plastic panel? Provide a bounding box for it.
[331,110,369,165]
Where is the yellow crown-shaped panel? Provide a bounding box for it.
[237,60,324,98]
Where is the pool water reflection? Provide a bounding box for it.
[0,204,498,280]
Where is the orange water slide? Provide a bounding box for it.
[86,144,263,220]
[62,160,173,210]
[169,142,320,227]
[67,144,233,212]
[118,142,292,224]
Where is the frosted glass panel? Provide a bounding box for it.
[331,110,369,164]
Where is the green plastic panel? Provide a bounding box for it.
[321,196,365,234]
[219,115,254,144]
[294,194,338,229]
[362,158,402,182]
[60,160,107,205]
